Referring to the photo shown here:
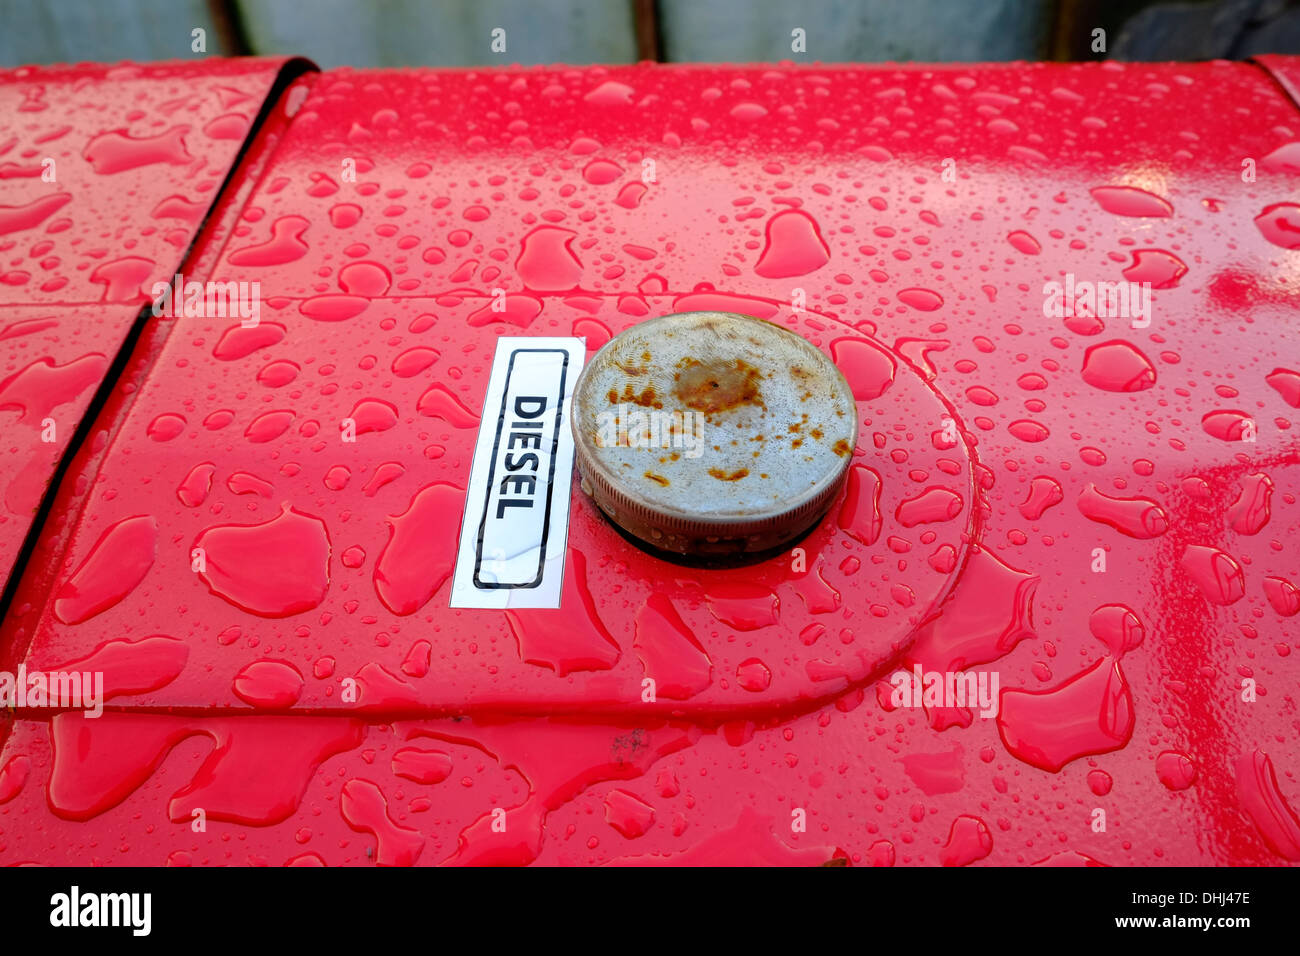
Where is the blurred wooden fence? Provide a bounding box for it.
[2,0,1298,67]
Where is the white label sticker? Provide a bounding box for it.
[450,337,584,609]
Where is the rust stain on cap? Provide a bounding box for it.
[572,311,858,558]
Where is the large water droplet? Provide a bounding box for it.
[82,126,192,174]
[374,483,462,615]
[1179,545,1245,605]
[1080,340,1156,392]
[1089,185,1172,217]
[997,658,1134,772]
[1077,484,1168,538]
[831,337,896,401]
[195,507,331,617]
[53,514,157,625]
[633,594,713,700]
[754,210,830,278]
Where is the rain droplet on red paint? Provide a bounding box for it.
[754,209,830,278]
[1179,545,1246,606]
[1081,340,1156,392]
[195,507,331,617]
[1077,484,1168,538]
[1253,203,1300,249]
[831,337,896,401]
[1089,185,1173,217]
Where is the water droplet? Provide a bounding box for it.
[505,549,619,675]
[176,462,216,507]
[151,194,205,222]
[907,547,1037,672]
[754,210,830,278]
[300,295,370,322]
[147,413,186,441]
[1155,751,1197,791]
[362,462,405,497]
[1121,249,1187,288]
[1201,409,1253,442]
[1008,419,1049,443]
[0,192,72,236]
[338,261,391,296]
[604,789,655,838]
[997,658,1134,772]
[730,102,768,121]
[339,780,425,865]
[53,514,157,625]
[614,182,647,208]
[1227,473,1273,535]
[581,159,623,185]
[42,634,189,701]
[901,746,965,796]
[257,359,299,387]
[1265,367,1300,408]
[392,747,452,785]
[0,354,106,424]
[584,81,635,106]
[213,322,285,360]
[329,202,362,228]
[1260,142,1300,173]
[90,256,155,301]
[633,593,713,700]
[1007,230,1040,255]
[703,582,779,631]
[896,486,963,527]
[392,347,440,377]
[228,215,309,266]
[374,483,462,615]
[837,464,882,545]
[831,337,896,401]
[1077,484,1168,538]
[467,294,543,328]
[1089,185,1173,217]
[1087,769,1113,796]
[1179,545,1245,605]
[1019,476,1063,520]
[47,711,361,825]
[82,126,192,174]
[736,658,772,692]
[1235,750,1300,861]
[195,507,331,617]
[416,383,479,427]
[897,287,944,311]
[1253,203,1300,249]
[244,409,294,443]
[232,659,304,708]
[1088,604,1144,656]
[347,398,398,434]
[516,226,583,291]
[1081,340,1156,392]
[0,756,30,805]
[1263,576,1299,617]
[225,471,272,500]
[939,815,993,866]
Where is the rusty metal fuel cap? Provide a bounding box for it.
[572,311,858,558]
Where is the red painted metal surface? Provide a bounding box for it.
[1,60,1299,866]
[0,58,305,596]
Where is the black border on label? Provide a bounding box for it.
[472,347,569,589]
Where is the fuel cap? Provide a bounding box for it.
[572,311,858,557]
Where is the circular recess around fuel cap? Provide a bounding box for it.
[572,311,858,557]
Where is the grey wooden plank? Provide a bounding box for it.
[235,0,639,67]
[0,0,231,66]
[659,0,1054,62]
